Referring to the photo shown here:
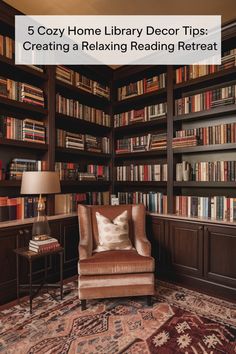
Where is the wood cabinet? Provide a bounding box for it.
[0,216,79,305]
[148,215,236,300]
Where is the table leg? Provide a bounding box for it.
[16,254,20,304]
[60,252,63,300]
[44,256,48,291]
[29,260,32,314]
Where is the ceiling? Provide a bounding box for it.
[4,0,236,69]
[4,0,236,21]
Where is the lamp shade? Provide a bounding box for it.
[21,171,61,195]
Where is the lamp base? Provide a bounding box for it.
[32,212,51,241]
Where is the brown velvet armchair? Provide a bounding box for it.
[77,204,155,310]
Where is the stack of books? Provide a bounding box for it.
[78,172,96,181]
[75,72,93,92]
[85,135,102,153]
[149,133,167,150]
[56,66,74,84]
[8,158,45,180]
[93,82,110,99]
[0,34,14,59]
[118,73,166,101]
[114,102,167,127]
[29,237,60,253]
[118,191,167,213]
[0,77,45,107]
[23,119,46,144]
[0,116,23,140]
[21,83,44,107]
[173,135,198,148]
[116,163,167,181]
[66,132,84,150]
[175,84,236,115]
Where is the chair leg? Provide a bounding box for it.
[147,295,152,306]
[81,299,87,311]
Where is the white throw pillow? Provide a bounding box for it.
[94,210,133,252]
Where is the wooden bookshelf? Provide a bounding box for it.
[0,96,48,116]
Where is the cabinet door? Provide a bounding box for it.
[60,218,79,277]
[204,225,236,289]
[146,216,165,274]
[168,221,203,277]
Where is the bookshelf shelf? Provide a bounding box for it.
[114,117,167,137]
[173,104,236,122]
[56,113,111,136]
[173,143,236,154]
[0,180,21,187]
[113,89,167,112]
[174,181,236,188]
[0,55,48,82]
[61,180,111,187]
[0,96,48,116]
[55,79,110,109]
[0,138,48,150]
[55,147,112,160]
[115,150,167,160]
[173,66,236,91]
[115,181,167,187]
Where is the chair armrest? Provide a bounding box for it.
[132,204,152,257]
[135,236,151,257]
[78,205,93,260]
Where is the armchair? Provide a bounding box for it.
[78,204,155,310]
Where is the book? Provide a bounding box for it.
[118,191,167,214]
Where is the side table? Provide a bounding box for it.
[13,246,64,314]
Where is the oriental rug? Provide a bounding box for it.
[0,281,235,353]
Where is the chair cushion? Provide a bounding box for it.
[94,210,133,252]
[78,250,155,275]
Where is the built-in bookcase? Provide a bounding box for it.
[0,0,236,224]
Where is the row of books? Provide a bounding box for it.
[0,196,42,222]
[118,192,167,214]
[0,77,45,107]
[114,102,167,127]
[116,133,167,154]
[0,116,46,144]
[29,238,60,254]
[116,164,168,182]
[56,130,110,153]
[175,84,236,116]
[56,94,111,127]
[55,162,109,181]
[56,66,110,99]
[174,122,236,148]
[118,73,166,101]
[175,48,236,84]
[0,34,14,59]
[175,195,236,222]
[55,191,110,214]
[176,160,236,182]
[7,158,46,180]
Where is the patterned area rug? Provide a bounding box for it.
[0,281,235,353]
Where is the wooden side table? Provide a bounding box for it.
[14,246,64,314]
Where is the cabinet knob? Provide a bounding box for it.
[198,226,203,231]
[24,229,30,234]
[18,230,23,235]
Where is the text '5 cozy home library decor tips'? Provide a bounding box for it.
[15,15,221,65]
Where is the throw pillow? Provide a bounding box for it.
[94,210,133,252]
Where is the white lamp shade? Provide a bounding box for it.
[21,171,61,195]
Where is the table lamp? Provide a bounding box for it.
[21,171,61,240]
